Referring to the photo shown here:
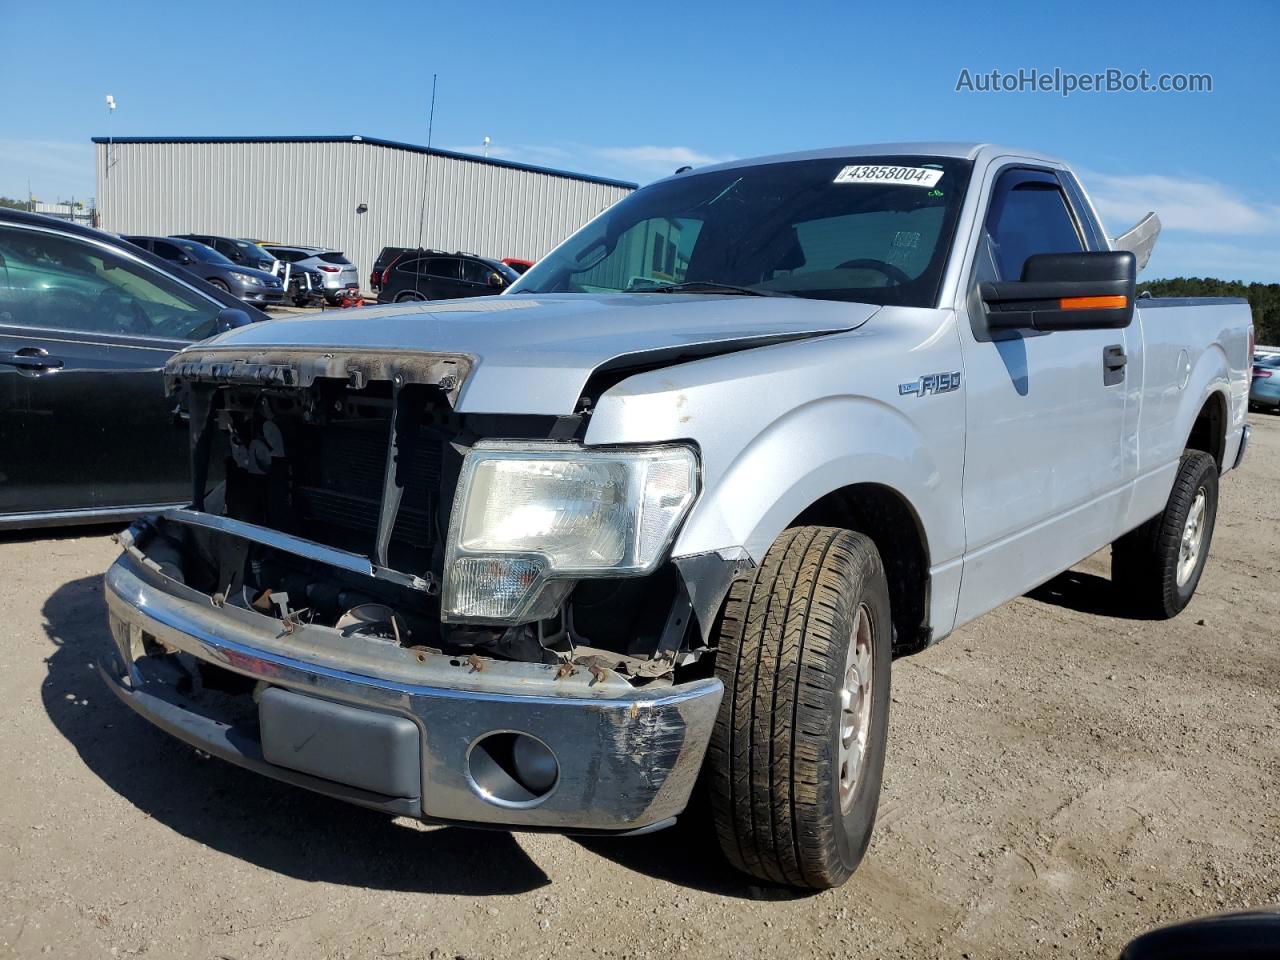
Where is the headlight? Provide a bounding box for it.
[233,272,264,286]
[443,442,699,622]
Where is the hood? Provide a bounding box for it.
[189,293,879,414]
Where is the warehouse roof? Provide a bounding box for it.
[89,134,638,190]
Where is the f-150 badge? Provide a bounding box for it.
[899,372,962,397]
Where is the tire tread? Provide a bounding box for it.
[708,526,888,889]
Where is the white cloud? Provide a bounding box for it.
[1083,170,1280,236]
[593,145,733,179]
[445,141,731,184]
[0,139,95,201]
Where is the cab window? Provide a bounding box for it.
[461,259,499,284]
[984,170,1084,281]
[418,257,459,279]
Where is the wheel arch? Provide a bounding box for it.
[1186,387,1229,470]
[788,482,932,656]
[665,395,958,654]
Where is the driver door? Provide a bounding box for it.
[954,165,1130,623]
[0,222,222,520]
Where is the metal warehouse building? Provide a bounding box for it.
[92,134,636,286]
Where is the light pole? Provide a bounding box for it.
[483,136,490,158]
[104,94,116,223]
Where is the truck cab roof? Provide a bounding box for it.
[681,142,1068,180]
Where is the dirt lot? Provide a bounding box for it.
[2,416,1277,960]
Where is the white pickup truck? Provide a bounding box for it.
[101,142,1253,889]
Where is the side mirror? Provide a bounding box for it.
[980,251,1136,332]
[178,255,193,265]
[488,273,506,288]
[214,307,253,334]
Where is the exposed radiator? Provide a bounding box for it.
[292,418,443,556]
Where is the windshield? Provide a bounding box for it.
[491,261,519,283]
[177,239,236,267]
[510,155,972,307]
[233,239,269,262]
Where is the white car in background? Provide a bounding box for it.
[255,243,360,303]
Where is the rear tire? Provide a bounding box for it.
[395,291,427,303]
[707,526,891,889]
[1112,450,1219,618]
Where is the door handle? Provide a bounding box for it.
[0,349,65,372]
[1103,344,1127,386]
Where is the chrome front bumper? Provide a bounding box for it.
[102,551,721,834]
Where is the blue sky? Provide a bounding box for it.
[2,0,1277,281]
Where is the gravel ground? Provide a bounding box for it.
[2,415,1277,960]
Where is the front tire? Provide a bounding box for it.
[1112,450,1219,618]
[707,526,891,889]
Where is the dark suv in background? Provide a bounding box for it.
[122,235,284,306]
[370,246,417,292]
[376,251,517,303]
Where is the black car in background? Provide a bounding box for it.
[0,210,260,528]
[375,251,517,303]
[122,235,284,307]
[172,233,279,273]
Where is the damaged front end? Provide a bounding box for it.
[99,345,730,831]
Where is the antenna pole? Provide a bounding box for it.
[415,74,438,250]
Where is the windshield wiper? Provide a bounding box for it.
[629,281,795,298]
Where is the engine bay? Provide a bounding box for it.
[152,356,719,686]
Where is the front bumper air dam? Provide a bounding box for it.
[101,552,722,834]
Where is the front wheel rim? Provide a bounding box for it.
[838,603,874,813]
[1176,487,1208,587]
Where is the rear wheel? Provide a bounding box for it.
[707,526,891,889]
[1112,450,1219,618]
[395,291,427,303]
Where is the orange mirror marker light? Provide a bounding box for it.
[1060,295,1128,311]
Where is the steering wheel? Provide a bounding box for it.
[834,258,912,286]
[97,287,151,335]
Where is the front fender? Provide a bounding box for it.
[670,395,946,563]
[583,313,968,638]
[582,334,966,566]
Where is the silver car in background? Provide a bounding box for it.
[258,244,359,303]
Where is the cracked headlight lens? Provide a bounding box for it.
[443,443,698,622]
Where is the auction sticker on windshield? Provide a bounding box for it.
[833,165,944,188]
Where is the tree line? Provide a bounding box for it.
[1138,277,1280,346]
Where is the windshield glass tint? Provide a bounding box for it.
[178,239,235,267]
[233,239,267,261]
[510,155,972,307]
